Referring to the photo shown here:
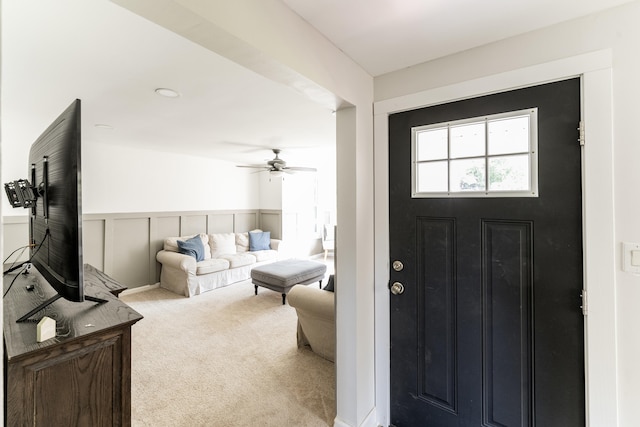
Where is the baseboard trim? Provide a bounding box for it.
[333,407,378,427]
[121,282,159,297]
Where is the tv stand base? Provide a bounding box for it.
[16,293,108,323]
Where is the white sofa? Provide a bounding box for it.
[156,231,282,297]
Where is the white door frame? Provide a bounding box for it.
[373,49,617,427]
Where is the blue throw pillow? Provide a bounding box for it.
[249,231,271,251]
[177,235,205,261]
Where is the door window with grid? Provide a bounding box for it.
[411,108,538,198]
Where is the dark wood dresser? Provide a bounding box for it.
[3,264,143,426]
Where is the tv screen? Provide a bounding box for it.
[28,99,84,302]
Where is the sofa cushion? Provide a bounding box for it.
[177,235,206,261]
[218,253,256,268]
[250,249,278,262]
[249,230,271,251]
[164,234,211,259]
[196,258,230,275]
[209,233,237,257]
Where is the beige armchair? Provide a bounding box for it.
[287,284,335,362]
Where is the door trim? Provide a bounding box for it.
[374,49,616,427]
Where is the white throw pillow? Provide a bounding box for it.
[209,233,237,257]
[236,232,250,253]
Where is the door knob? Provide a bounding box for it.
[390,281,405,295]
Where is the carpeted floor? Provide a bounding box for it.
[121,279,336,427]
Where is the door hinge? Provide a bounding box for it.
[578,121,585,146]
[580,290,588,316]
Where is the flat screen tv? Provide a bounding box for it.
[4,99,105,322]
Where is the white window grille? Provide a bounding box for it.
[411,108,538,198]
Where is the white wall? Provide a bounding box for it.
[316,146,338,225]
[82,142,260,213]
[2,139,260,216]
[375,2,640,425]
[258,172,283,211]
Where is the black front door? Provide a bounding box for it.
[389,79,585,426]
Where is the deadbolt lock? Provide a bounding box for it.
[392,260,404,272]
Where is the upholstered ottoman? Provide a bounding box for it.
[251,259,327,304]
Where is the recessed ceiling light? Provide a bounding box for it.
[94,124,114,130]
[154,87,180,98]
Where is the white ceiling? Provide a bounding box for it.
[282,0,635,77]
[1,0,335,169]
[2,0,633,170]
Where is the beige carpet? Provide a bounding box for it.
[121,279,336,427]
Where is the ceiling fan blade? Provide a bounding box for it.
[285,166,317,172]
[236,165,270,169]
[237,149,316,174]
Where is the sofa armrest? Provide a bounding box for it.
[156,250,196,273]
[270,239,282,252]
[288,285,335,362]
[288,285,334,318]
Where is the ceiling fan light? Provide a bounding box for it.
[237,148,310,176]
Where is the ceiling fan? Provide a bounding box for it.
[236,149,317,173]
